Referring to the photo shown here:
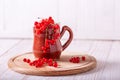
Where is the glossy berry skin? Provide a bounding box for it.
[27,59,31,63]
[23,58,27,62]
[48,62,53,66]
[82,56,86,61]
[23,58,58,68]
[69,57,80,63]
[69,56,86,63]
[69,57,79,63]
[34,21,38,25]
[53,61,58,67]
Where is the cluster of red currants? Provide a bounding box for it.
[34,17,60,54]
[41,33,60,53]
[34,17,54,34]
[69,56,86,63]
[34,17,60,35]
[23,58,58,68]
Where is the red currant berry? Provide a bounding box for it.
[53,61,58,67]
[40,27,44,31]
[34,21,38,25]
[51,40,55,45]
[48,62,53,66]
[82,56,86,61]
[42,58,47,63]
[35,64,39,68]
[48,59,53,62]
[54,24,59,29]
[69,59,72,62]
[49,16,52,20]
[43,50,46,53]
[23,58,27,62]
[69,57,80,63]
[36,29,41,35]
[27,59,31,63]
[48,17,54,24]
[29,62,33,66]
[41,46,46,50]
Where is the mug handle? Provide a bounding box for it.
[60,26,73,51]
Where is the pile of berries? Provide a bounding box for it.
[23,58,58,68]
[69,56,86,63]
[34,17,60,54]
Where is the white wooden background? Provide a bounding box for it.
[0,0,120,40]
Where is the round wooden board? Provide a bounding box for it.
[8,52,97,76]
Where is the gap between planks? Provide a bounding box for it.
[1,39,119,80]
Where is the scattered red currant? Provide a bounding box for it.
[34,21,38,25]
[23,58,58,68]
[82,56,86,61]
[69,56,86,63]
[23,58,27,62]
[53,61,58,67]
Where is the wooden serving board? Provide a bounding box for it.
[8,52,97,76]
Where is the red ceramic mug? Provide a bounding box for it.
[33,25,73,59]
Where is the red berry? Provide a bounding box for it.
[35,64,39,68]
[43,50,46,53]
[54,30,56,33]
[48,62,53,66]
[40,27,44,31]
[49,16,52,20]
[51,40,55,45]
[48,16,54,24]
[82,56,86,61]
[36,29,41,35]
[37,62,43,67]
[34,21,38,25]
[42,58,47,63]
[33,60,37,64]
[69,57,80,63]
[53,61,58,67]
[41,46,46,50]
[48,59,53,62]
[29,62,33,66]
[27,59,31,63]
[23,58,27,62]
[69,59,72,62]
[54,24,59,29]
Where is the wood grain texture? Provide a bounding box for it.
[1,39,120,80]
[0,39,32,80]
[0,39,21,56]
[8,52,96,76]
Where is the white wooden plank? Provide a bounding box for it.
[25,75,76,80]
[1,39,119,80]
[0,39,32,79]
[73,41,113,80]
[99,41,120,80]
[0,69,25,80]
[0,39,21,56]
